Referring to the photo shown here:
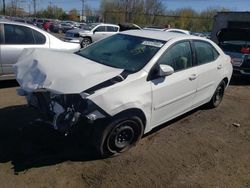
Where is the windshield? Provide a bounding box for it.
[76,34,166,72]
[81,23,98,31]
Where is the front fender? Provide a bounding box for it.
[88,73,153,133]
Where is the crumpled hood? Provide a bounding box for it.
[14,49,123,94]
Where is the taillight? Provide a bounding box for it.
[241,47,250,54]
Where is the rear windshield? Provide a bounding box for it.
[217,29,250,53]
[220,41,250,53]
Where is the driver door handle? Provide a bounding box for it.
[189,74,197,81]
[217,64,223,69]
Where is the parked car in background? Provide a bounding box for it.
[143,27,190,35]
[217,28,250,77]
[118,23,141,31]
[165,28,191,35]
[60,22,76,33]
[15,30,232,156]
[0,21,80,80]
[43,21,53,31]
[143,26,166,31]
[64,23,119,47]
[63,20,80,28]
[11,17,34,25]
[35,18,52,29]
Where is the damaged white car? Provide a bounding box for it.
[14,30,233,156]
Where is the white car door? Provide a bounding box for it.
[1,24,49,75]
[150,41,198,127]
[192,40,221,107]
[106,26,119,37]
[92,26,107,42]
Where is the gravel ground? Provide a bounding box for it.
[0,78,250,188]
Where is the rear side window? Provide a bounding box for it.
[32,29,46,44]
[194,41,219,65]
[4,24,34,44]
[157,41,193,71]
[4,24,46,45]
[107,26,119,32]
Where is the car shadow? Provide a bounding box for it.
[0,103,204,173]
[143,107,200,138]
[230,76,250,86]
[0,105,97,173]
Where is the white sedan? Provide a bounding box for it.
[15,30,232,157]
[0,21,80,80]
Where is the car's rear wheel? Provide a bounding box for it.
[81,38,92,48]
[93,116,144,157]
[208,80,226,108]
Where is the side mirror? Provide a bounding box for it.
[157,64,174,77]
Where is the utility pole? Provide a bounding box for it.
[3,0,5,15]
[81,0,85,21]
[33,0,36,17]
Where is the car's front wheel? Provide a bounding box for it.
[93,116,144,157]
[81,37,92,48]
[208,80,226,108]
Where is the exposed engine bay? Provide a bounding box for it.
[20,90,106,134]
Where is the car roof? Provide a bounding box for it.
[0,20,53,37]
[121,29,194,41]
[0,20,34,27]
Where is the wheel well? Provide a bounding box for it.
[222,77,229,87]
[81,36,92,42]
[113,108,147,129]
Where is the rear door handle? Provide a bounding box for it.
[217,64,223,69]
[189,74,197,81]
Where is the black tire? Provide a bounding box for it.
[208,80,226,108]
[93,116,144,157]
[81,37,92,48]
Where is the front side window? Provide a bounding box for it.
[94,26,106,32]
[4,24,34,44]
[76,34,166,72]
[157,41,192,71]
[194,41,219,65]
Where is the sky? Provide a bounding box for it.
[6,0,250,13]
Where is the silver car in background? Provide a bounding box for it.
[64,23,120,48]
[0,21,80,80]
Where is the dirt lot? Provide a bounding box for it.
[0,79,250,188]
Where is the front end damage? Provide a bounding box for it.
[13,48,126,135]
[18,89,106,134]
